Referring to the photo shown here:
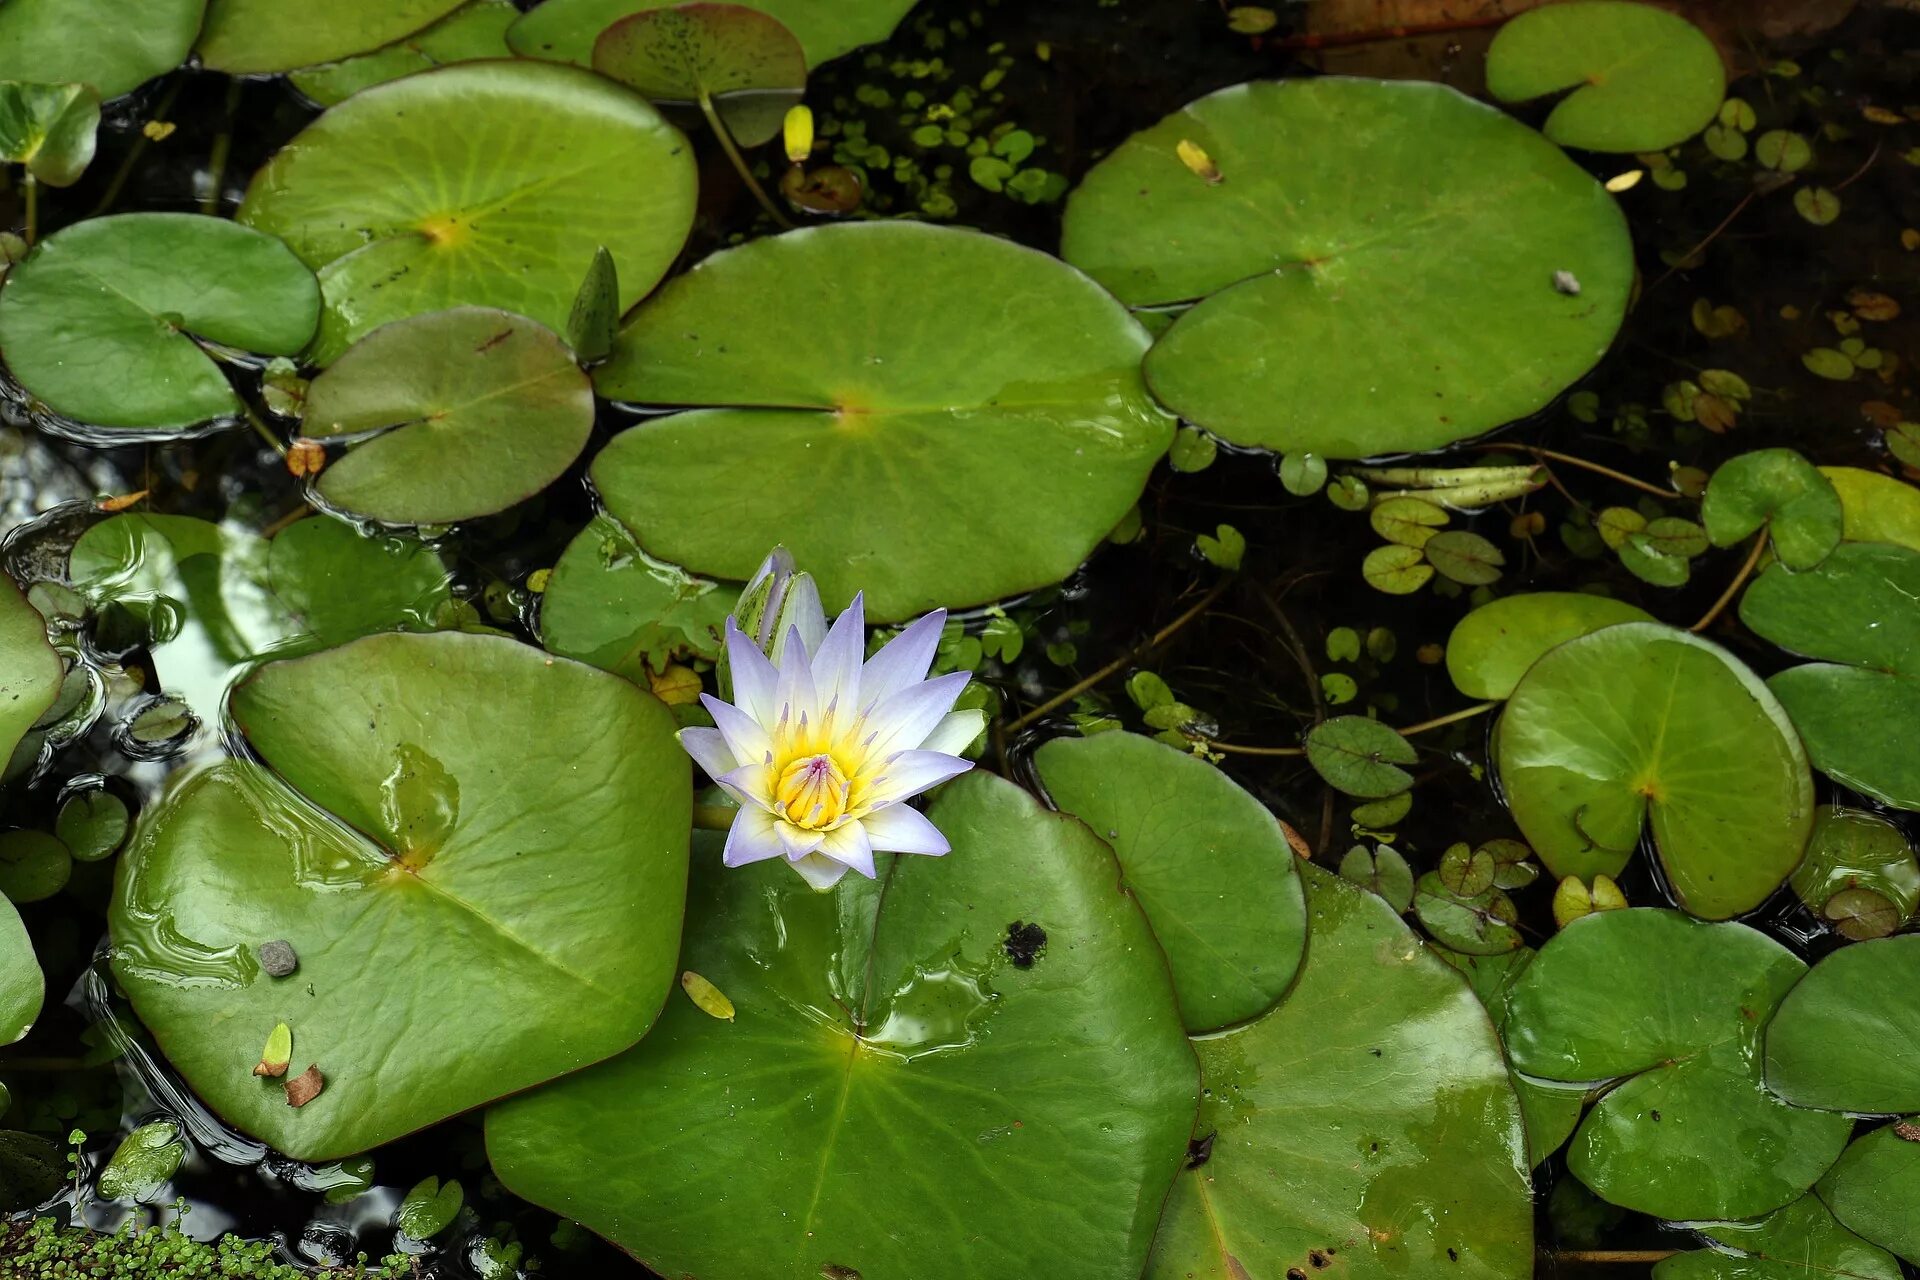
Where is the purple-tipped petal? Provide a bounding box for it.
[701,693,773,763]
[817,820,877,879]
[676,726,739,780]
[789,852,851,890]
[715,762,777,813]
[776,820,826,860]
[860,610,946,708]
[773,624,820,727]
[722,806,785,867]
[724,619,780,725]
[862,670,971,758]
[809,592,865,719]
[860,803,951,856]
[864,749,975,809]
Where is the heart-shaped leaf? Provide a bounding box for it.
[0,214,320,433]
[1496,622,1812,919]
[1819,1123,1920,1265]
[1145,865,1533,1280]
[1765,935,1920,1114]
[592,3,806,147]
[1061,78,1632,458]
[290,0,519,107]
[590,222,1172,620]
[1702,449,1843,570]
[539,514,733,682]
[1035,730,1306,1032]
[1446,593,1652,700]
[1739,542,1920,810]
[196,0,468,73]
[238,61,696,365]
[1486,2,1725,152]
[0,0,203,100]
[507,0,917,69]
[0,81,101,187]
[300,308,594,525]
[1504,909,1852,1221]
[0,895,43,1045]
[396,1175,463,1240]
[110,631,691,1161]
[1653,1193,1903,1280]
[0,576,60,770]
[487,772,1198,1279]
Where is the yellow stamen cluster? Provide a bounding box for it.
[765,702,882,831]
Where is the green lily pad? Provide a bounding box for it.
[1438,946,1587,1168]
[110,631,691,1161]
[1655,1193,1903,1280]
[1060,78,1632,458]
[1819,1123,1920,1265]
[1145,866,1532,1280]
[540,514,733,682]
[0,81,100,187]
[590,223,1172,620]
[290,0,519,107]
[196,0,468,73]
[1304,715,1417,798]
[1701,449,1842,570]
[265,516,452,644]
[507,0,917,68]
[487,772,1197,1279]
[0,0,203,100]
[396,1175,463,1240]
[592,3,806,148]
[95,1121,185,1203]
[1496,622,1812,919]
[1765,935,1920,1114]
[1821,466,1920,552]
[1790,807,1918,937]
[1414,873,1523,955]
[0,214,321,433]
[1739,542,1920,810]
[1034,730,1307,1032]
[1504,909,1852,1220]
[55,789,131,864]
[0,576,60,769]
[0,894,42,1045]
[1485,2,1725,152]
[300,308,594,525]
[1445,592,1652,699]
[0,830,70,903]
[238,61,696,365]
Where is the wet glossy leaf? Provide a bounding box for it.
[1790,806,1918,928]
[289,0,518,106]
[266,516,451,645]
[1656,1193,1902,1280]
[197,0,468,73]
[1278,452,1326,496]
[1821,466,1920,551]
[1445,592,1651,700]
[1062,79,1632,458]
[564,246,618,364]
[1440,843,1497,896]
[1765,935,1920,1114]
[1486,2,1724,151]
[1416,873,1523,955]
[1505,909,1852,1220]
[1702,448,1842,569]
[592,3,806,148]
[1036,731,1307,1032]
[1363,543,1433,594]
[1168,426,1217,473]
[508,0,917,67]
[591,223,1172,620]
[239,61,696,365]
[1425,530,1506,585]
[397,1175,463,1240]
[95,1121,184,1203]
[541,514,733,683]
[55,789,129,863]
[1818,1123,1920,1264]
[301,308,593,525]
[0,81,100,187]
[1145,866,1532,1280]
[1618,532,1690,586]
[1339,843,1414,912]
[0,0,202,100]
[0,831,71,904]
[0,895,42,1045]
[111,632,691,1160]
[1497,623,1812,919]
[1821,888,1900,941]
[0,214,320,432]
[1305,715,1416,798]
[1740,542,1920,810]
[488,773,1197,1280]
[0,576,60,768]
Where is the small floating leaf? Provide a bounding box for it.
[1790,806,1919,930]
[591,3,807,149]
[397,1174,464,1240]
[1362,543,1432,595]
[1424,530,1505,586]
[1338,843,1414,913]
[1370,496,1448,548]
[0,81,101,187]
[1701,448,1842,570]
[1305,715,1416,799]
[55,790,129,863]
[254,1022,292,1078]
[680,970,735,1021]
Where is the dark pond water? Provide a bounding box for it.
[1,0,1918,1276]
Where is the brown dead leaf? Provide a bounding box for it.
[1278,819,1313,859]
[97,490,149,513]
[284,1064,324,1107]
[286,438,326,479]
[1848,288,1901,322]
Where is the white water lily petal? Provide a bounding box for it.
[810,592,866,719]
[776,820,827,860]
[714,762,776,813]
[865,749,974,809]
[860,802,951,856]
[774,624,820,725]
[816,821,877,880]
[862,670,970,759]
[860,610,946,707]
[701,693,772,764]
[725,619,780,726]
[676,727,738,780]
[789,852,852,890]
[782,574,828,661]
[723,805,786,867]
[919,708,986,758]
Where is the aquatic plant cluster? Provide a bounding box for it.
[0,0,1916,1278]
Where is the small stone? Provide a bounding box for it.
[1552,270,1581,296]
[258,939,298,978]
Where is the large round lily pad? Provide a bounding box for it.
[1739,542,1920,811]
[0,894,42,1045]
[1496,622,1812,920]
[1060,78,1632,458]
[1445,592,1651,700]
[300,307,594,525]
[1819,1124,1920,1265]
[290,0,519,107]
[238,61,696,365]
[1146,864,1532,1280]
[110,631,690,1161]
[1821,466,1920,552]
[196,0,467,73]
[487,772,1198,1279]
[0,0,203,100]
[539,513,733,682]
[0,214,321,433]
[1486,2,1725,153]
[1655,1193,1903,1280]
[0,576,60,770]
[1034,731,1306,1032]
[1765,935,1920,1114]
[1504,909,1852,1221]
[507,0,918,68]
[590,223,1173,620]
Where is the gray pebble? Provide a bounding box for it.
[258,939,298,978]
[1553,269,1582,296]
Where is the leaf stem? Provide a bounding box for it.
[1397,701,1498,736]
[1200,700,1497,757]
[89,78,184,218]
[1691,528,1769,634]
[1479,445,1677,501]
[23,173,36,246]
[698,94,794,231]
[239,402,286,459]
[1205,740,1306,757]
[1545,1251,1680,1264]
[199,79,244,217]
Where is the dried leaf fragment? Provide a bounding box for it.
[97,490,149,513]
[1176,139,1222,184]
[681,970,735,1021]
[253,1022,291,1078]
[285,1064,324,1107]
[286,438,326,479]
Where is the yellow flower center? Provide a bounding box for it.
[775,753,852,830]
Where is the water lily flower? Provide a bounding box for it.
[678,570,985,891]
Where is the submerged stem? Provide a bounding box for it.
[199,80,244,217]
[699,94,794,231]
[89,79,185,218]
[1691,528,1769,634]
[240,403,287,459]
[23,173,36,245]
[692,803,737,831]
